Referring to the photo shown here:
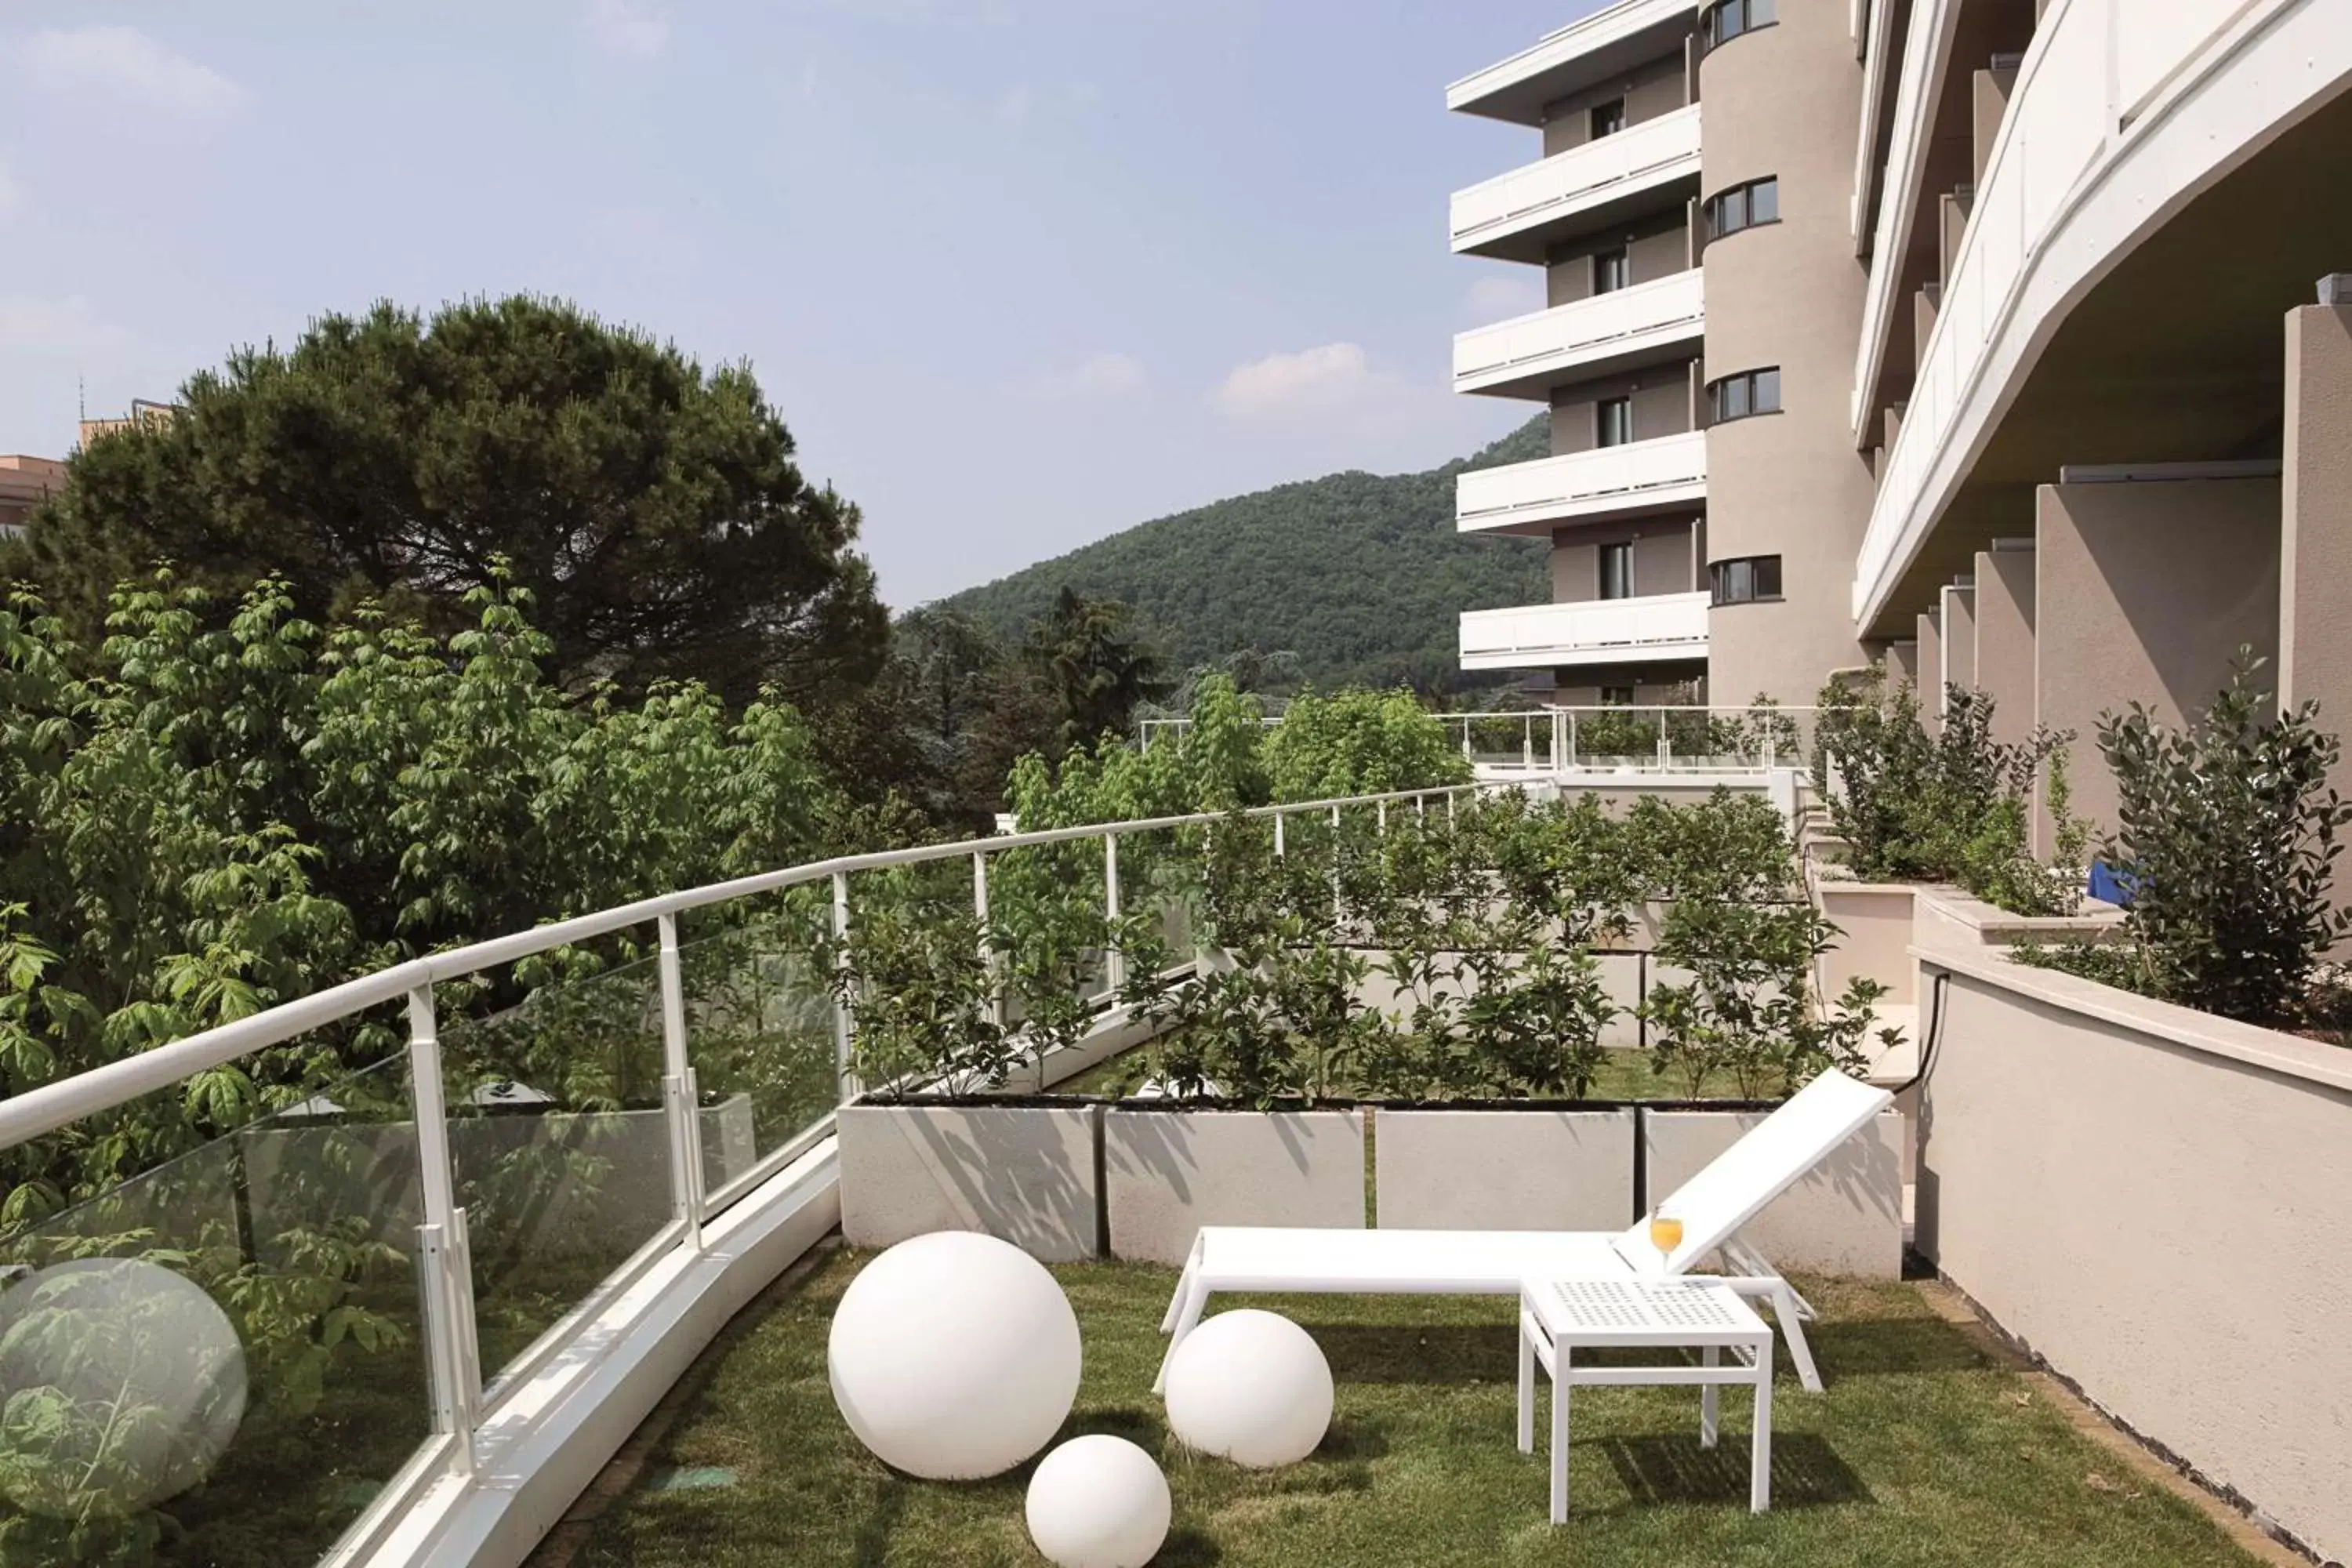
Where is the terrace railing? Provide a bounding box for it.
[0,782,1475,1566]
[1139,706,1825,774]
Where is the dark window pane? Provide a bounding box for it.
[1750,178,1778,224]
[1755,368,1781,412]
[1722,0,1747,38]
[1755,555,1783,598]
[1597,397,1632,447]
[1592,100,1625,139]
[1595,249,1628,293]
[1599,543,1633,601]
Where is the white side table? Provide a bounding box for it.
[1517,1276,1774,1523]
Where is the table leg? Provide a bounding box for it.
[1517,1319,1535,1454]
[1751,1337,1773,1513]
[1551,1346,1570,1525]
[1700,1345,1719,1448]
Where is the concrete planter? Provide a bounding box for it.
[1643,1107,1905,1278]
[837,1102,1102,1263]
[1813,880,1918,1004]
[1103,1108,1366,1265]
[1374,1108,1635,1231]
[1913,887,2126,951]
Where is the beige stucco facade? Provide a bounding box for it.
[2278,303,2352,799]
[1972,547,2037,747]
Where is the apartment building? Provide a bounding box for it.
[1449,0,2352,806]
[0,454,67,539]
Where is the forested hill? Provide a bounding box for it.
[936,415,1550,695]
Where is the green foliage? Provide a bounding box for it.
[1639,901,1896,1099]
[938,417,1550,696]
[27,296,886,707]
[2028,656,2352,1026]
[1814,666,2080,914]
[1263,688,1471,802]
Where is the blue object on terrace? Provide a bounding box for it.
[2088,858,2139,909]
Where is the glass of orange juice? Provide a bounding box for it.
[1648,1206,1684,1266]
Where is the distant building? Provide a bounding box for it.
[0,454,69,539]
[78,398,180,448]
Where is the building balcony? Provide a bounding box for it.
[1446,0,1699,125]
[1456,430,1707,538]
[1454,270,1704,400]
[1458,590,1711,671]
[1452,103,1701,263]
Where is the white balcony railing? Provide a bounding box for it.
[1459,591,1711,670]
[1446,0,1702,124]
[1456,431,1707,535]
[1451,103,1701,260]
[1455,270,1704,399]
[1851,0,2343,627]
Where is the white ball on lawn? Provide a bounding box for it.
[0,1258,248,1517]
[827,1231,1082,1480]
[1162,1308,1333,1468]
[1024,1435,1171,1568]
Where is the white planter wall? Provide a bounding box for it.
[1103,1109,1366,1265]
[1644,1108,1905,1278]
[837,1103,1102,1263]
[1374,1109,1635,1231]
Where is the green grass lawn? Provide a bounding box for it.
[550,1250,2262,1568]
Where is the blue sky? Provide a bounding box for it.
[0,1,1599,604]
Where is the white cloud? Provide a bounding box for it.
[1211,342,1411,424]
[1461,273,1541,325]
[0,296,129,350]
[21,27,245,122]
[585,0,672,58]
[1022,352,1145,401]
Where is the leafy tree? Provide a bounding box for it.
[27,296,886,706]
[1022,587,1170,757]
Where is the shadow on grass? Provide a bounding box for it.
[1312,1324,1519,1383]
[1802,1316,1995,1377]
[1599,1431,1871,1512]
[850,1483,905,1567]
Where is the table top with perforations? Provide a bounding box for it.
[1521,1276,1769,1348]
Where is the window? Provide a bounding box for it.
[1593,247,1629,295]
[1591,98,1626,140]
[1705,367,1781,424]
[1600,685,1636,707]
[1596,397,1633,448]
[1711,554,1784,605]
[1599,542,1633,601]
[1702,0,1777,50]
[1704,176,1780,241]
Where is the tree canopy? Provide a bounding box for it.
[26,296,886,705]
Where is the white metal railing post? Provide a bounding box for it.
[1415,792,1426,821]
[1103,833,1124,994]
[1568,710,1579,767]
[656,913,706,1244]
[1273,809,1286,857]
[1657,709,1671,768]
[973,850,1004,1034]
[405,983,479,1474]
[1459,719,1472,760]
[1522,715,1534,768]
[1329,803,1343,927]
[1377,799,1388,835]
[831,871,855,1099]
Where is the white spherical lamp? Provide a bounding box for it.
[0,1258,248,1518]
[1024,1435,1171,1568]
[1162,1308,1333,1468]
[827,1231,1081,1480]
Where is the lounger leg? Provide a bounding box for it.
[1152,1277,1209,1396]
[1773,1282,1824,1393]
[1700,1345,1719,1448]
[1550,1348,1570,1526]
[1751,1341,1773,1513]
[1517,1319,1535,1454]
[1159,1240,1200,1332]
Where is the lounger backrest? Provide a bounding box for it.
[1611,1069,1893,1275]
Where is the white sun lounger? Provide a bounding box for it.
[1155,1069,1893,1395]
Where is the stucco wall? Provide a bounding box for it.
[1548,518,1700,602]
[1547,208,1693,305]
[1940,585,1976,693]
[1973,548,2037,749]
[1915,611,1944,734]
[2278,304,2352,811]
[2034,477,2281,840]
[1549,363,1697,451]
[1917,951,2352,1563]
[1540,50,1690,156]
[1697,1,1877,702]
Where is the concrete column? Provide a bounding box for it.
[1915,611,1944,735]
[2035,477,2281,841]
[1940,585,1977,697]
[1973,548,2038,749]
[1887,640,1920,690]
[2278,303,2352,757]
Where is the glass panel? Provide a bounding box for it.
[677,905,841,1210]
[1724,0,1748,38]
[1597,398,1632,447]
[1599,543,1633,601]
[1591,99,1624,138]
[1751,0,1776,25]
[1595,249,1628,293]
[1723,376,1751,419]
[1756,367,1783,412]
[1755,555,1784,599]
[0,1051,433,1565]
[437,950,677,1392]
[1750,178,1779,224]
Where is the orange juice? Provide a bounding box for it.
[1649,1213,1684,1258]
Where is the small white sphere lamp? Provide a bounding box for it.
[827,1231,1082,1480]
[1024,1434,1172,1568]
[1162,1308,1333,1468]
